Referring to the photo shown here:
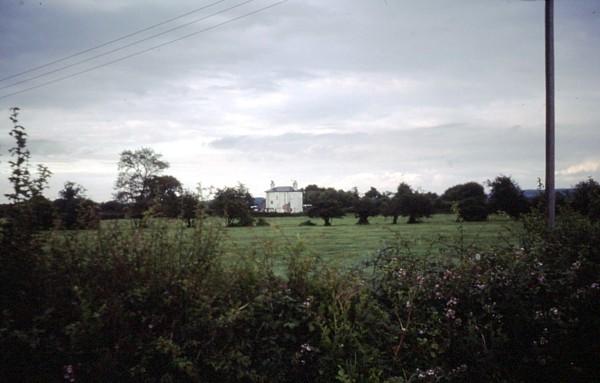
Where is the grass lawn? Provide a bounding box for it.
[219,214,521,270]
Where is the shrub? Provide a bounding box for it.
[299,219,317,226]
[571,178,600,220]
[457,197,488,221]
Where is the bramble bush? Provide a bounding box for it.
[1,209,599,382]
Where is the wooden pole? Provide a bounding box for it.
[545,0,555,229]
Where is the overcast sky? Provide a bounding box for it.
[1,0,599,202]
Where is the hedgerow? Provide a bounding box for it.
[1,210,599,382]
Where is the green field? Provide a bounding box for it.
[219,214,521,269]
[94,214,521,271]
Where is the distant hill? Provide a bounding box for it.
[522,189,574,200]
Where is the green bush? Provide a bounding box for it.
[457,197,488,221]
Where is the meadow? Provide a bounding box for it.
[123,213,518,270]
[91,213,520,273]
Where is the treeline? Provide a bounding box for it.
[2,108,600,230]
[302,177,600,226]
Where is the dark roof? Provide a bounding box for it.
[266,186,299,192]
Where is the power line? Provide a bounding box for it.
[0,0,288,100]
[0,0,258,91]
[0,0,228,83]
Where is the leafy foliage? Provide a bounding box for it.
[442,182,485,202]
[353,187,382,225]
[147,175,183,218]
[399,191,433,224]
[382,183,412,224]
[115,147,169,220]
[487,175,529,219]
[211,184,254,226]
[54,182,97,229]
[443,182,488,222]
[180,189,200,228]
[457,197,488,222]
[5,107,52,204]
[571,178,600,220]
[307,189,345,226]
[382,183,433,224]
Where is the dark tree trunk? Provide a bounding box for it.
[323,217,331,226]
[357,215,369,225]
[407,215,417,224]
[392,215,398,224]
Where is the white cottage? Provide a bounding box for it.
[265,182,303,213]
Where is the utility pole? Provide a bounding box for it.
[545,0,555,229]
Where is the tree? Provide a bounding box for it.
[28,195,55,230]
[115,148,169,219]
[381,183,433,224]
[180,190,200,228]
[211,184,254,226]
[353,187,382,224]
[5,107,52,203]
[399,192,433,224]
[147,175,182,218]
[382,183,413,224]
[54,182,85,229]
[442,182,488,221]
[303,184,326,205]
[303,184,355,216]
[54,182,93,229]
[98,200,126,220]
[487,175,529,219]
[3,108,53,231]
[307,189,345,226]
[571,178,600,220]
[457,197,489,222]
[441,182,485,202]
[76,198,99,229]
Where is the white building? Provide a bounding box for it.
[265,182,303,213]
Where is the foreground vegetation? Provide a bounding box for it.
[1,208,599,382]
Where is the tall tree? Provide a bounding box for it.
[114,147,169,219]
[382,182,413,224]
[487,175,529,219]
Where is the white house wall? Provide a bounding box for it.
[266,191,303,213]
